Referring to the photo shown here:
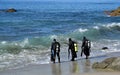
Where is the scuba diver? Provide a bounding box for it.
[68,38,77,61]
[81,36,91,59]
[51,39,60,63]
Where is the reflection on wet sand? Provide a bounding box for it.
[50,59,94,75]
[69,59,92,74]
[80,59,93,73]
[51,63,61,75]
[70,61,79,74]
[84,59,91,72]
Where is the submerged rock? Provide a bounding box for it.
[6,8,17,12]
[104,7,120,16]
[92,57,120,71]
[102,47,108,50]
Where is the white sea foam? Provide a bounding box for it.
[50,35,58,39]
[20,38,29,47]
[78,28,88,32]
[93,26,99,29]
[1,41,7,44]
[92,23,120,31]
[103,23,120,28]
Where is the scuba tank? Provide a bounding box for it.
[56,44,59,53]
[85,40,90,48]
[74,42,78,52]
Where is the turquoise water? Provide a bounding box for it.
[0,1,120,70]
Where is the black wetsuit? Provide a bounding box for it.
[81,39,90,59]
[68,40,77,61]
[51,41,60,63]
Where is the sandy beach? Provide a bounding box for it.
[0,52,120,75]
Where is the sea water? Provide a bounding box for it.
[0,1,120,70]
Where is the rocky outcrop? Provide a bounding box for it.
[104,7,120,16]
[102,47,108,50]
[92,57,120,71]
[6,8,17,12]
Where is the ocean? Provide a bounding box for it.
[0,1,120,70]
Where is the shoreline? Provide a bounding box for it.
[0,52,120,75]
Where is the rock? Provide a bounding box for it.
[109,57,120,71]
[92,57,117,69]
[6,8,17,12]
[92,62,108,69]
[92,57,120,71]
[102,47,108,50]
[104,7,120,16]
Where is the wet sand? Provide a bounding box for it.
[74,72,120,75]
[0,52,120,75]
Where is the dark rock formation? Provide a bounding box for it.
[92,57,120,71]
[104,7,120,16]
[6,8,17,12]
[102,47,108,50]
